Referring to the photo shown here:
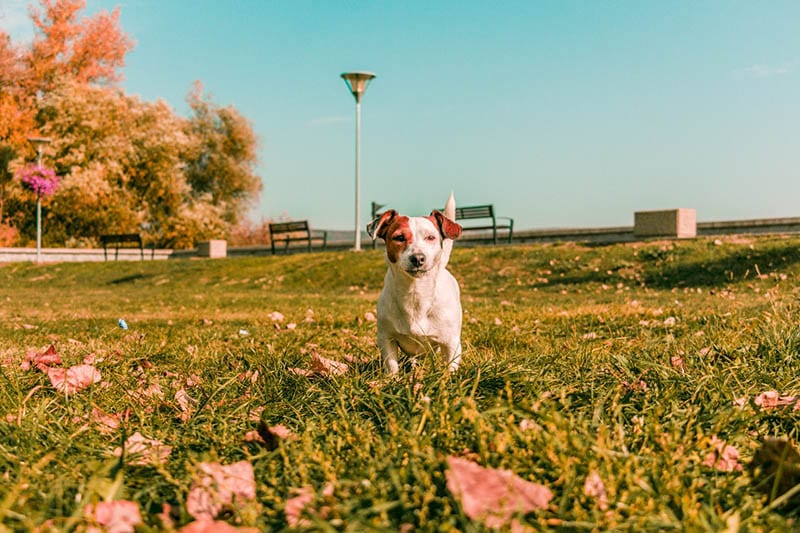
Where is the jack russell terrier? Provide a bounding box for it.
[367,193,463,374]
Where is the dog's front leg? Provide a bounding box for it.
[378,333,400,374]
[441,340,462,372]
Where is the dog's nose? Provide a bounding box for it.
[409,253,426,268]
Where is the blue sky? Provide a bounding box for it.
[3,1,799,231]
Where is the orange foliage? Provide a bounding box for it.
[25,0,135,92]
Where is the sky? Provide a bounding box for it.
[2,0,799,232]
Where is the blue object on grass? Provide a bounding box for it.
[118,319,128,330]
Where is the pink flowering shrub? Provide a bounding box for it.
[18,164,60,198]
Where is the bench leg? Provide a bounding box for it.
[103,246,108,261]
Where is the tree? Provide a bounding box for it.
[185,82,262,226]
[0,1,262,248]
[25,0,134,93]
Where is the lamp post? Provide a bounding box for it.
[341,71,376,251]
[28,137,51,263]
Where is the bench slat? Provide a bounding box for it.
[269,220,327,254]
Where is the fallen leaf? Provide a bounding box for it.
[47,365,101,394]
[84,500,142,533]
[187,461,256,521]
[754,390,799,409]
[268,311,284,322]
[445,456,552,528]
[703,435,742,472]
[285,486,315,528]
[180,520,260,533]
[583,471,609,510]
[90,407,123,434]
[175,388,197,421]
[364,311,376,322]
[310,353,348,376]
[23,344,62,371]
[256,422,295,450]
[113,432,172,466]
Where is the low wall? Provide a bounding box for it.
[0,247,174,263]
[4,216,800,262]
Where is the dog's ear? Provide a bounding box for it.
[430,210,462,240]
[367,209,397,240]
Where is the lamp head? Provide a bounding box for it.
[341,72,376,103]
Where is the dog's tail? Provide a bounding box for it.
[441,192,456,268]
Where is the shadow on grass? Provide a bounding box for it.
[109,273,151,284]
[542,241,800,290]
[643,243,800,289]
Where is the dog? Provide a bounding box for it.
[366,193,463,374]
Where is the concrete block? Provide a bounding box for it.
[197,240,227,258]
[634,209,697,239]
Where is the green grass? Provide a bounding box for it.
[2,235,800,530]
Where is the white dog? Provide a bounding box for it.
[366,193,463,374]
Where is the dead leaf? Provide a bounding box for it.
[445,456,552,528]
[47,365,102,394]
[255,421,295,450]
[187,461,256,521]
[84,500,142,533]
[754,390,799,409]
[90,407,125,434]
[583,471,609,510]
[310,353,348,376]
[180,520,260,532]
[113,432,172,466]
[268,311,284,322]
[175,388,197,421]
[22,344,62,371]
[703,435,742,472]
[285,486,315,528]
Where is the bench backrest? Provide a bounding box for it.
[269,221,310,235]
[100,233,142,245]
[454,205,495,221]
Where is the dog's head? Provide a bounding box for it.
[367,209,462,277]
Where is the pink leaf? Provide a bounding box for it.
[703,435,742,472]
[84,500,142,533]
[754,390,799,409]
[310,353,348,376]
[24,344,62,371]
[113,432,172,466]
[445,456,552,528]
[180,519,261,533]
[285,486,315,528]
[187,461,256,521]
[48,365,101,394]
[583,471,609,510]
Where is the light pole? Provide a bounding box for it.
[28,137,51,263]
[341,71,376,251]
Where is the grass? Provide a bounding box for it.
[2,235,800,530]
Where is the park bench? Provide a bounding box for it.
[100,233,152,261]
[269,221,328,254]
[447,204,514,244]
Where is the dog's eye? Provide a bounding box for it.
[425,234,437,242]
[392,234,406,242]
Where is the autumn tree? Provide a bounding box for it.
[185,83,262,226]
[25,0,134,93]
[0,0,262,248]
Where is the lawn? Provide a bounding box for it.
[2,235,800,531]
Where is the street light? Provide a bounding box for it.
[341,71,376,251]
[28,137,51,263]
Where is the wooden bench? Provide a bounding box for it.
[269,221,328,254]
[100,233,152,261]
[451,205,514,244]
